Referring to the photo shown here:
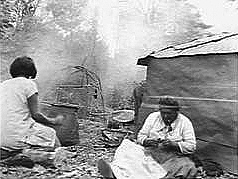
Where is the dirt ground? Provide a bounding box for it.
[0,117,119,179]
[0,116,237,179]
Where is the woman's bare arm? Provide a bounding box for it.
[27,93,62,126]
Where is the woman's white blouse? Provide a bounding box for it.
[0,77,38,149]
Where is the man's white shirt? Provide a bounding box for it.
[137,111,196,154]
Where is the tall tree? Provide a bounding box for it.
[127,0,211,44]
[1,0,110,101]
[0,0,41,81]
[44,0,110,78]
[0,0,40,39]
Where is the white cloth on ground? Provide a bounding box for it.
[137,111,196,154]
[111,139,167,179]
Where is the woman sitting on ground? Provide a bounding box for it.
[0,56,62,159]
[98,96,198,179]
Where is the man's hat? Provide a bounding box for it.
[158,96,180,111]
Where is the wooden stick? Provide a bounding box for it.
[147,96,238,103]
[141,103,189,109]
[197,138,237,149]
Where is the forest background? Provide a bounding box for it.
[1,0,238,108]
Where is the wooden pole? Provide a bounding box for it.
[147,96,238,103]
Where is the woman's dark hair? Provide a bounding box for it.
[159,96,180,111]
[10,56,37,79]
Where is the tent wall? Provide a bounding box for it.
[138,53,238,174]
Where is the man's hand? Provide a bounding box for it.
[161,139,180,152]
[143,138,160,147]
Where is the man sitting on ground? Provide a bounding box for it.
[98,96,198,179]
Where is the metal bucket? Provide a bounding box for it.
[40,103,80,146]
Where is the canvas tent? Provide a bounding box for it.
[136,33,238,174]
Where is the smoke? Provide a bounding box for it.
[90,0,238,97]
[91,0,211,96]
[189,0,238,33]
[3,0,236,101]
[35,0,214,98]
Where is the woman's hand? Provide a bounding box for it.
[54,115,64,125]
[48,115,64,125]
